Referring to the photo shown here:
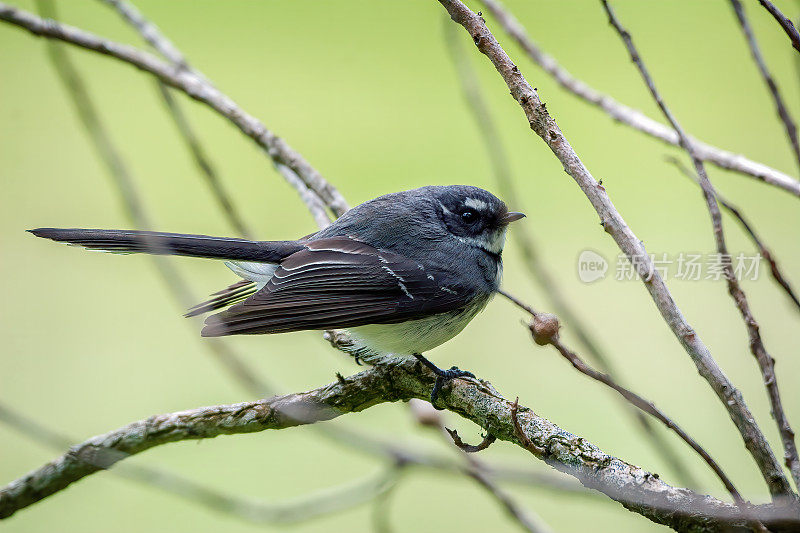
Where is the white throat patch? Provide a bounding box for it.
[455,228,506,255]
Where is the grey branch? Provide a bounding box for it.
[2,359,796,532]
[0,398,400,525]
[444,19,699,489]
[30,0,274,399]
[436,0,793,500]
[98,0,252,238]
[600,0,800,495]
[0,3,349,218]
[757,0,800,54]
[476,0,800,198]
[666,157,800,313]
[157,82,254,238]
[729,0,800,176]
[521,306,745,506]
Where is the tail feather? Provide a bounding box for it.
[29,228,304,263]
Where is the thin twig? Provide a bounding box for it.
[730,0,800,176]
[464,467,553,533]
[601,0,800,496]
[370,468,401,533]
[445,428,497,453]
[97,0,253,238]
[31,0,273,398]
[757,0,800,54]
[475,0,800,198]
[0,3,349,218]
[506,296,747,507]
[445,21,699,489]
[157,83,253,238]
[666,156,800,313]
[537,316,747,503]
[437,0,793,500]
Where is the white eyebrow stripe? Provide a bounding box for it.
[464,197,490,211]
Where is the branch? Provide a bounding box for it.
[524,310,746,506]
[729,0,800,176]
[444,19,699,489]
[600,0,800,495]
[0,397,400,524]
[666,157,800,313]
[157,82,254,237]
[476,0,800,198]
[97,0,253,238]
[30,0,274,399]
[0,3,349,218]
[757,0,800,54]
[436,0,793,501]
[2,360,794,532]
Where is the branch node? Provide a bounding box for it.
[445,427,497,453]
[510,397,546,456]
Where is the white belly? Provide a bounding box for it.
[344,297,491,365]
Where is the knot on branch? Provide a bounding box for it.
[529,312,560,346]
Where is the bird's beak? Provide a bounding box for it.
[501,211,526,224]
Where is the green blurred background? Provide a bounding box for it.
[2,0,799,531]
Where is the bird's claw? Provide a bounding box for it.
[430,366,474,409]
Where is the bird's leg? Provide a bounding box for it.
[412,353,475,410]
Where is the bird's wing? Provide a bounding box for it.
[201,237,471,336]
[185,279,257,318]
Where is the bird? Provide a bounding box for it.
[29,185,524,407]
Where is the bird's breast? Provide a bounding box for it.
[344,294,492,365]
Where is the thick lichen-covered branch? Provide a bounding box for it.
[1,359,796,532]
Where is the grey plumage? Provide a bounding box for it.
[29,185,523,360]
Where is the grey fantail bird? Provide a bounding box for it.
[29,185,524,406]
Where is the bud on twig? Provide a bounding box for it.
[529,313,560,345]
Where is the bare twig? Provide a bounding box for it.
[464,467,553,533]
[531,313,747,504]
[0,3,349,218]
[97,0,253,238]
[445,427,497,453]
[437,0,793,500]
[601,0,800,495]
[31,0,272,398]
[505,297,747,508]
[98,0,195,75]
[3,359,792,532]
[730,0,800,175]
[370,472,399,533]
[667,156,800,313]
[475,0,800,197]
[275,163,333,230]
[157,83,253,237]
[757,0,800,54]
[445,20,699,489]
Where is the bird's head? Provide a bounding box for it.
[429,185,525,257]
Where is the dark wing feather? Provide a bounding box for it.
[185,280,257,317]
[201,237,470,337]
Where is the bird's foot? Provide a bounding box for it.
[413,354,475,410]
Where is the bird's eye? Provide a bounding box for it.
[460,209,478,224]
